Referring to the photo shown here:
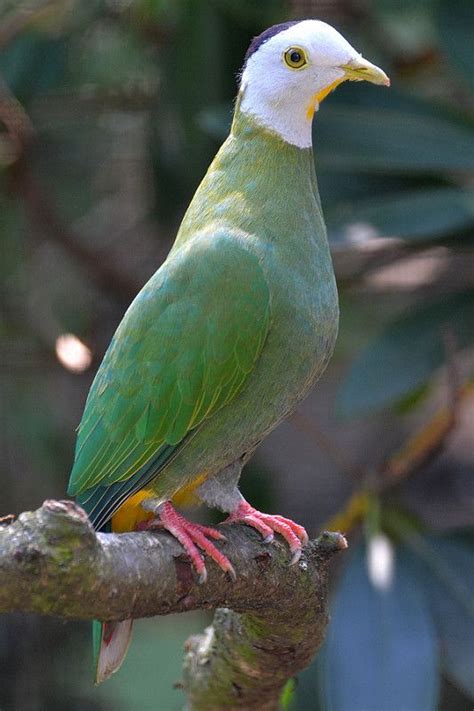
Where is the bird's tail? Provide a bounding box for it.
[89,492,154,683]
[93,619,134,684]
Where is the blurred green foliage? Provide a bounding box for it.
[0,1,473,710]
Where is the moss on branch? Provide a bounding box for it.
[0,500,346,710]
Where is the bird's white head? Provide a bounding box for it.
[239,19,389,149]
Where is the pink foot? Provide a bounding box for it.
[222,501,309,564]
[137,501,235,583]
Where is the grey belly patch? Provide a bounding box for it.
[196,460,244,512]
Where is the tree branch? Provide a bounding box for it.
[0,500,346,710]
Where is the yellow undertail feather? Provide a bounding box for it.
[110,473,209,532]
[111,490,154,532]
[171,472,208,508]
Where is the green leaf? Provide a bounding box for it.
[336,291,474,418]
[319,171,416,212]
[326,188,474,244]
[392,382,431,415]
[406,532,474,699]
[436,0,474,91]
[280,678,297,710]
[313,544,438,711]
[313,104,474,174]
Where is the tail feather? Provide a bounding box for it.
[93,619,134,684]
[88,504,140,683]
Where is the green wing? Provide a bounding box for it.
[67,231,270,523]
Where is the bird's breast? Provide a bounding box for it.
[255,241,339,421]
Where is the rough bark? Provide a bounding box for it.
[0,500,347,710]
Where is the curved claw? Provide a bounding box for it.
[226,565,237,583]
[140,501,234,582]
[222,501,308,563]
[290,548,302,566]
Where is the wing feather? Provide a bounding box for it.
[68,232,270,521]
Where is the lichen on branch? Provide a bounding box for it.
[0,500,346,710]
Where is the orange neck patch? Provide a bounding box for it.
[306,78,344,120]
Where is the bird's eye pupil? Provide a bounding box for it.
[284,47,307,69]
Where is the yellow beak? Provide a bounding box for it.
[340,56,390,86]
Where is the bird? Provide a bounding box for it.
[67,18,389,683]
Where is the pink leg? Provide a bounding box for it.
[222,500,309,564]
[137,501,235,583]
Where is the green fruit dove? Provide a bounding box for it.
[67,19,389,683]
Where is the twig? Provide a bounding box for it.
[443,326,461,414]
[383,328,464,483]
[323,330,472,533]
[324,379,473,534]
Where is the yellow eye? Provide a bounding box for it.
[284,47,308,70]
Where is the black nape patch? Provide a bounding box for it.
[243,20,303,69]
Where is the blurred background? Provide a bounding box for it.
[0,0,473,709]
